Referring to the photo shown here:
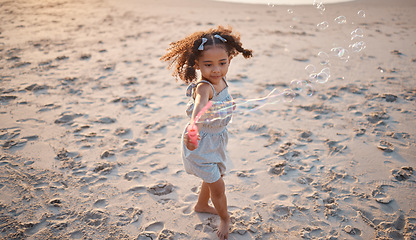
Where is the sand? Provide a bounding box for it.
[0,0,415,239]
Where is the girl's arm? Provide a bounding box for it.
[184,83,213,150]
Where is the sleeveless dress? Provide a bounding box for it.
[181,79,233,183]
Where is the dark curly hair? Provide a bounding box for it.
[161,25,253,84]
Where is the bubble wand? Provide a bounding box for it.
[187,100,214,146]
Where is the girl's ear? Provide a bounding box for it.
[195,60,200,70]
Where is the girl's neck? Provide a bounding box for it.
[200,77,225,86]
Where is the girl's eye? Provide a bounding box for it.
[205,64,212,67]
[221,62,227,65]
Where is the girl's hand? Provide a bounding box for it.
[184,132,201,151]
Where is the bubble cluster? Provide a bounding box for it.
[351,28,364,40]
[196,87,299,123]
[357,10,366,18]
[307,65,331,84]
[331,47,350,62]
[196,3,368,123]
[317,21,329,30]
[334,15,347,24]
[198,101,233,123]
[313,1,326,14]
[351,41,366,52]
[290,79,315,97]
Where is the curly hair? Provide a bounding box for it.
[160,25,253,84]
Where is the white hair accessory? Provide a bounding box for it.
[214,34,227,42]
[198,38,208,51]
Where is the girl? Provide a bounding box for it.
[161,26,252,240]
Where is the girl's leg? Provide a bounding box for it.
[194,181,218,215]
[207,177,230,240]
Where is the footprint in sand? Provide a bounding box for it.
[49,198,63,207]
[124,169,145,181]
[83,209,108,226]
[126,185,146,193]
[25,83,49,92]
[271,203,293,219]
[100,150,115,159]
[80,53,91,60]
[343,225,362,235]
[183,193,198,202]
[366,111,389,124]
[114,127,130,136]
[269,161,293,176]
[378,140,394,153]
[94,117,116,124]
[372,187,393,204]
[0,95,17,104]
[147,181,174,196]
[2,138,27,149]
[298,130,313,142]
[251,194,261,200]
[137,232,157,240]
[158,229,176,239]
[391,166,413,181]
[297,176,313,185]
[116,207,143,226]
[54,112,82,124]
[92,162,116,174]
[93,199,108,208]
[145,221,164,233]
[182,205,193,215]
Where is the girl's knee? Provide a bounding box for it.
[208,178,225,197]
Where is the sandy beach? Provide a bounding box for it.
[1,0,415,239]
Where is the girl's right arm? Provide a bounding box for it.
[184,83,212,151]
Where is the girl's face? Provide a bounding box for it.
[195,46,231,83]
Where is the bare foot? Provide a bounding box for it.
[194,204,218,215]
[217,217,230,240]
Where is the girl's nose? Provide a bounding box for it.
[213,66,220,73]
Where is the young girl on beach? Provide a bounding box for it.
[161,26,252,240]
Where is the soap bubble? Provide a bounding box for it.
[351,41,366,52]
[331,47,350,62]
[331,47,344,57]
[309,73,317,82]
[357,10,366,18]
[316,71,329,83]
[313,1,325,13]
[317,21,329,30]
[303,83,315,96]
[305,64,316,75]
[351,28,364,40]
[290,79,303,92]
[321,67,330,76]
[334,16,347,24]
[287,9,294,14]
[289,79,314,96]
[318,51,330,65]
[282,89,296,102]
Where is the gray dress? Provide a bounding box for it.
[181,79,233,183]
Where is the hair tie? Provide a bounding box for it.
[214,34,227,42]
[198,38,207,51]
